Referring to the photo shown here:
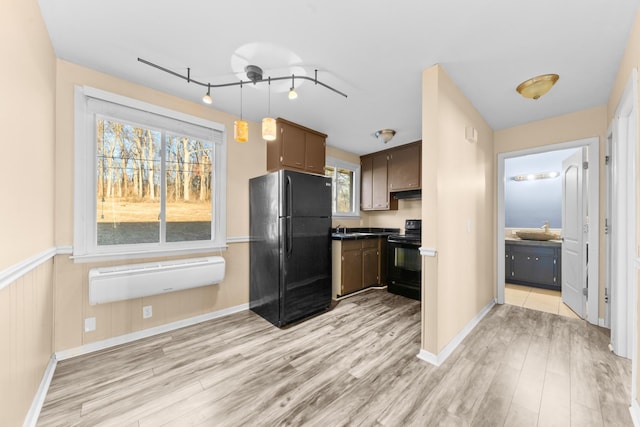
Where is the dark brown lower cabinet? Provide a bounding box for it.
[505,240,561,290]
[337,238,382,297]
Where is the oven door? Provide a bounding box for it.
[387,239,421,300]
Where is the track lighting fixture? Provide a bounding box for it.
[202,83,212,105]
[288,75,298,100]
[137,58,348,105]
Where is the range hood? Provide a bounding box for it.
[393,189,421,200]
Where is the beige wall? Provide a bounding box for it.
[495,106,608,318]
[607,8,640,411]
[0,0,57,424]
[421,65,495,353]
[0,0,56,269]
[53,60,266,350]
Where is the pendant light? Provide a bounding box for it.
[202,83,213,105]
[262,77,277,141]
[288,74,298,100]
[234,81,248,143]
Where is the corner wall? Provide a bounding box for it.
[0,0,57,425]
[421,65,495,354]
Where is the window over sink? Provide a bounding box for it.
[324,157,360,218]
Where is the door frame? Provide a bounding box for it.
[496,137,600,325]
[606,68,638,363]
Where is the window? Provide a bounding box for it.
[324,157,360,217]
[73,86,226,261]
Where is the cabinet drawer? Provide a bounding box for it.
[362,239,378,249]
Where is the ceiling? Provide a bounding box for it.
[38,0,640,156]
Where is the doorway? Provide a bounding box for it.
[497,137,600,325]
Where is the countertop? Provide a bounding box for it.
[505,237,562,247]
[332,227,400,241]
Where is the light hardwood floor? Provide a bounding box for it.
[37,289,631,426]
[505,283,581,319]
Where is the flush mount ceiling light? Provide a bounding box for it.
[516,74,559,100]
[512,171,560,181]
[137,58,347,105]
[375,129,396,143]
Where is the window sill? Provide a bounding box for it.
[71,244,228,264]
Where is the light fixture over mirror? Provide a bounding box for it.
[516,74,559,100]
[375,129,396,143]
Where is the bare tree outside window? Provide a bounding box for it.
[96,118,212,245]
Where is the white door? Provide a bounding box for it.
[561,148,586,318]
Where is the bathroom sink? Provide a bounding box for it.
[515,231,561,241]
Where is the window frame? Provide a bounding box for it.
[73,86,227,262]
[325,156,360,218]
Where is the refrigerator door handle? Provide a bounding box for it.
[286,175,293,256]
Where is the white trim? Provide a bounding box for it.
[419,247,437,257]
[70,244,229,263]
[22,356,57,427]
[55,303,248,361]
[0,247,57,291]
[497,136,599,324]
[599,318,607,328]
[226,236,250,244]
[73,85,227,260]
[416,298,496,367]
[630,399,640,427]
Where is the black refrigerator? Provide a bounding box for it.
[249,169,332,327]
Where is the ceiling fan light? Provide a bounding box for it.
[234,120,248,143]
[262,117,277,141]
[516,74,559,100]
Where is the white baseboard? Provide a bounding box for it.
[55,303,248,361]
[23,355,57,427]
[630,399,640,427]
[599,317,607,328]
[416,298,496,367]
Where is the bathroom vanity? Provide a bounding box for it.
[505,239,561,290]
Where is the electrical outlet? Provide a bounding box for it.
[84,317,96,332]
[143,305,153,319]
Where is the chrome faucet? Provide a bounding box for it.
[540,221,550,233]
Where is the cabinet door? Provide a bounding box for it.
[512,245,558,288]
[372,153,390,209]
[388,143,420,191]
[361,157,373,210]
[280,122,306,170]
[362,247,379,287]
[342,249,363,295]
[305,132,325,174]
